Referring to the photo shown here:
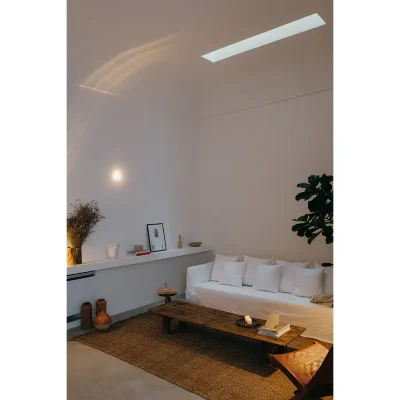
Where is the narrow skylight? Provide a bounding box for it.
[201,13,326,63]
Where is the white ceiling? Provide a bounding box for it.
[68,0,332,104]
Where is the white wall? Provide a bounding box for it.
[68,86,200,262]
[197,32,333,263]
[67,251,213,317]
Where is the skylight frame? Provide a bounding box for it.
[201,13,326,63]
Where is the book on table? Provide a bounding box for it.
[258,322,291,338]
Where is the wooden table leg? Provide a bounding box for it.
[164,295,171,304]
[162,316,172,334]
[179,320,188,332]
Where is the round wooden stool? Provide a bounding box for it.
[157,288,177,304]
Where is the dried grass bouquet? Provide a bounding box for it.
[67,199,105,248]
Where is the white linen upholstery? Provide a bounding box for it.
[185,262,214,303]
[218,261,247,287]
[275,259,310,268]
[292,267,324,298]
[185,280,333,343]
[253,264,282,293]
[278,263,309,293]
[323,267,333,295]
[210,254,241,281]
[242,255,275,286]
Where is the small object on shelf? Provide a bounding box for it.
[245,316,252,324]
[67,247,82,266]
[236,317,259,328]
[136,251,151,256]
[96,298,107,316]
[107,244,120,259]
[80,302,93,330]
[134,245,144,252]
[178,234,184,249]
[94,310,112,332]
[157,287,177,304]
[189,242,202,247]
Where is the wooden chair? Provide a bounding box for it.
[268,342,333,399]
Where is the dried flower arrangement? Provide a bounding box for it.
[67,200,105,264]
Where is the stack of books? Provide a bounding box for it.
[258,322,291,338]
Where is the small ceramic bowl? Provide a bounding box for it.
[189,242,202,247]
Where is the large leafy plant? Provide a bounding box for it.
[292,174,333,244]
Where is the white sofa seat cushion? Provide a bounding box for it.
[242,255,275,286]
[292,267,324,298]
[253,264,282,293]
[187,281,333,343]
[210,254,241,281]
[218,261,247,287]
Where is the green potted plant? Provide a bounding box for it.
[67,200,105,265]
[292,174,333,251]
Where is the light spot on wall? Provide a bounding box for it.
[112,169,122,182]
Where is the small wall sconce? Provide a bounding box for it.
[112,169,122,182]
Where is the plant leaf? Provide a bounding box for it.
[292,223,307,232]
[307,230,322,244]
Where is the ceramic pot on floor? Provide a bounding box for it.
[94,310,111,332]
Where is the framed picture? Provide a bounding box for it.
[147,223,167,252]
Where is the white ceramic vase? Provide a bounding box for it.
[107,243,120,259]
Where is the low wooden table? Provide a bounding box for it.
[149,300,306,354]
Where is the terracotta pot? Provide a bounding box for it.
[96,298,107,315]
[81,302,93,330]
[67,247,82,265]
[94,310,111,332]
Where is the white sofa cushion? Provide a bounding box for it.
[278,263,309,293]
[292,267,324,298]
[275,259,310,268]
[242,255,275,286]
[210,254,241,281]
[218,261,247,287]
[323,267,333,295]
[253,264,281,293]
[187,281,333,343]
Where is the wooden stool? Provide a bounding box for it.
[157,288,177,304]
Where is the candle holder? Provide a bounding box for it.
[236,317,259,328]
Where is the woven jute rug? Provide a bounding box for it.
[71,313,333,400]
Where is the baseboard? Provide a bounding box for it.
[67,294,185,339]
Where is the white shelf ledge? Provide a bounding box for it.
[66,246,213,276]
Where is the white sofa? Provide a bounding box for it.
[185,261,333,344]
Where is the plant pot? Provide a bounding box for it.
[94,310,111,332]
[67,247,82,266]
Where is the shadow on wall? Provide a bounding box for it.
[67,34,178,176]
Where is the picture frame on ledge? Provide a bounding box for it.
[147,223,167,252]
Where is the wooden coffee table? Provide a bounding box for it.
[149,300,305,354]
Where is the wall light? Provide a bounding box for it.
[112,169,122,182]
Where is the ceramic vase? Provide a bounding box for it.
[67,247,82,265]
[94,310,111,332]
[107,244,120,259]
[81,302,93,330]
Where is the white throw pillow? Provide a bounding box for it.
[278,263,309,293]
[323,267,333,295]
[292,267,324,298]
[242,255,275,286]
[218,261,247,287]
[275,259,310,268]
[253,264,282,293]
[210,254,240,281]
